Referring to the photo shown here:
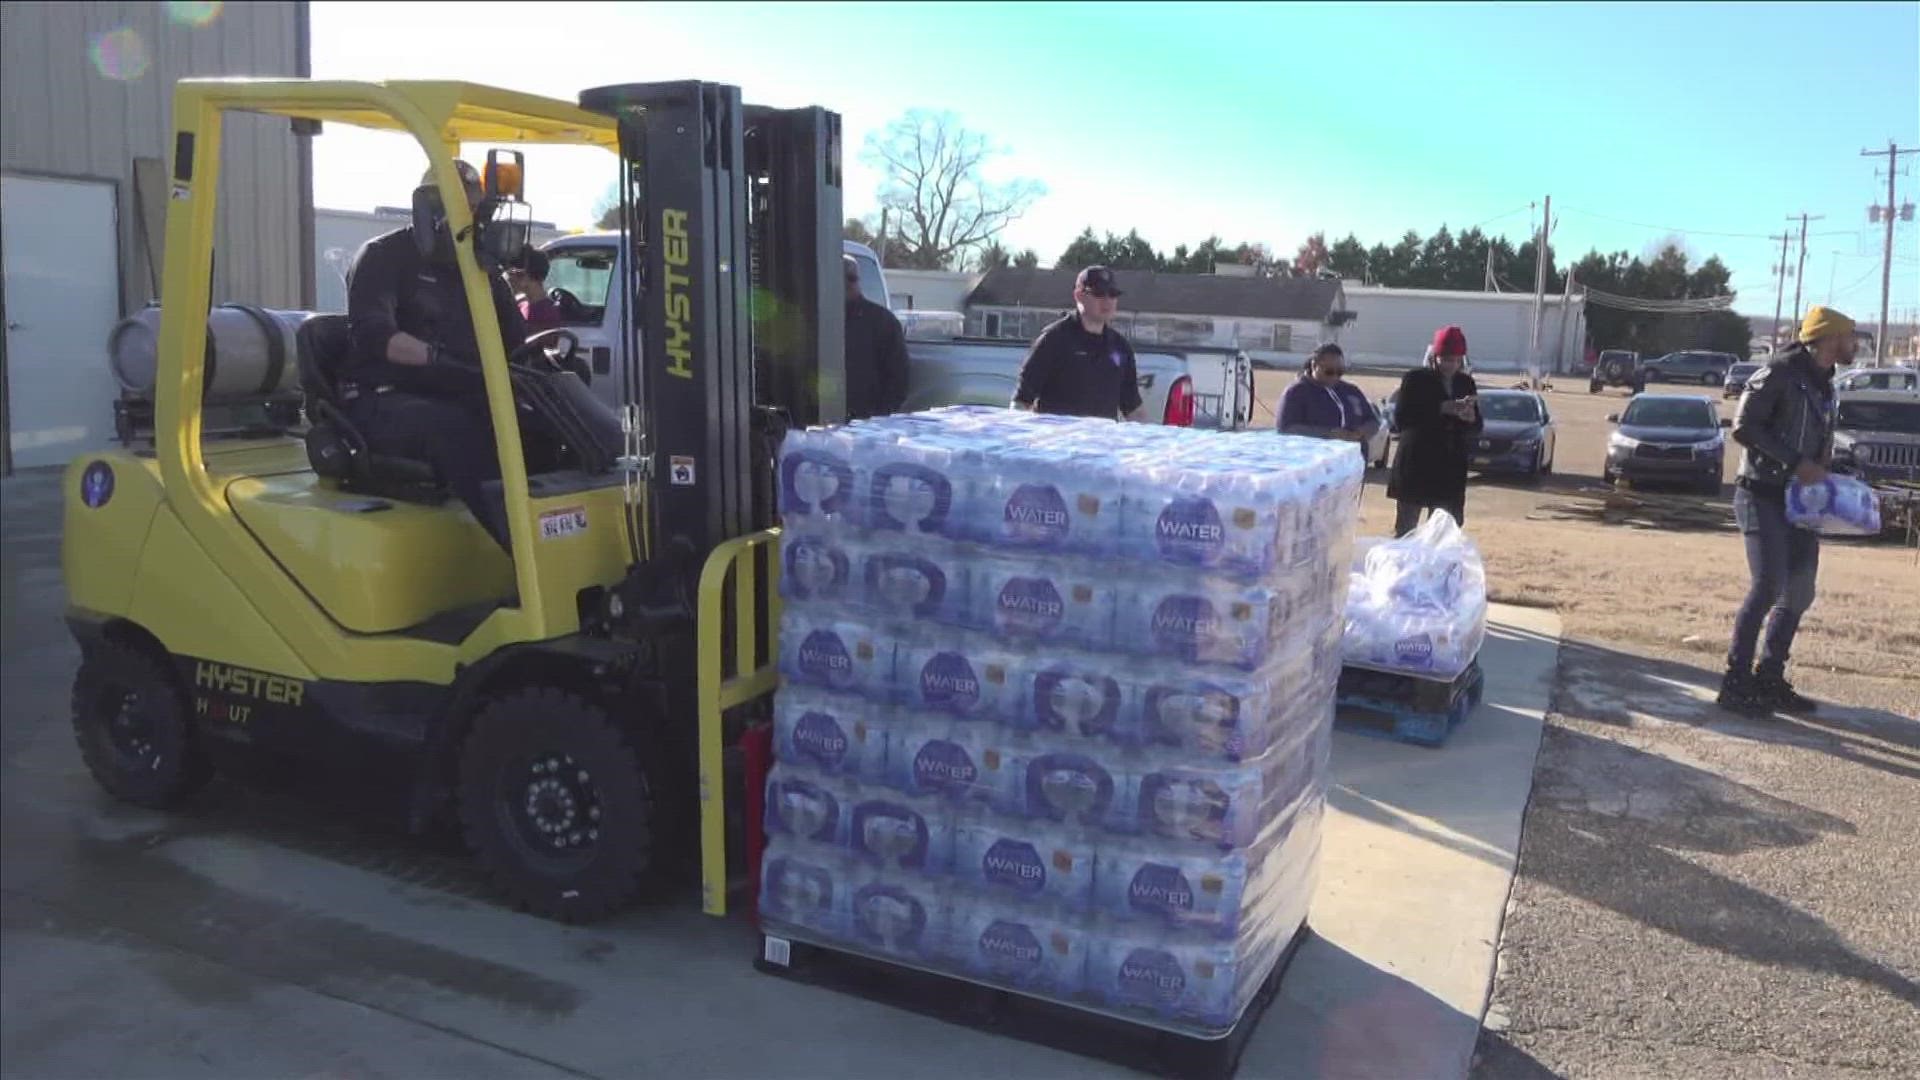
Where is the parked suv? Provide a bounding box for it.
[1833,366,1918,394]
[1603,393,1729,494]
[1831,389,1920,485]
[1640,350,1738,386]
[1723,361,1761,397]
[1589,349,1642,393]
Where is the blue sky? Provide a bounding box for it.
[310,1,1919,320]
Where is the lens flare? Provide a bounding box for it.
[166,1,225,27]
[88,28,150,81]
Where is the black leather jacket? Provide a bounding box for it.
[1733,345,1834,491]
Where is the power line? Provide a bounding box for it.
[1559,206,1779,240]
[1468,204,1535,232]
[1580,285,1737,313]
[1559,205,1859,243]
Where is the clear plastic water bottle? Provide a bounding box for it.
[1094,838,1250,938]
[760,841,851,938]
[885,713,995,806]
[778,611,894,700]
[772,687,888,781]
[779,427,861,532]
[1022,651,1128,741]
[763,764,854,849]
[950,897,1089,996]
[859,543,970,625]
[896,631,1025,724]
[847,864,951,963]
[975,554,1117,650]
[847,790,952,875]
[951,810,1097,911]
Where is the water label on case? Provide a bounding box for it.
[1154,497,1227,564]
[1002,484,1070,544]
[997,577,1066,636]
[1151,596,1222,653]
[977,920,1044,971]
[790,711,850,769]
[981,839,1046,895]
[796,630,854,680]
[1128,863,1197,915]
[919,652,982,713]
[911,739,979,794]
[1117,947,1187,1003]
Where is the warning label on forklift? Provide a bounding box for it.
[539,506,588,540]
[669,456,697,486]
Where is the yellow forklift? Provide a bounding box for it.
[61,77,839,922]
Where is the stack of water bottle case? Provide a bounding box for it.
[761,406,1364,1035]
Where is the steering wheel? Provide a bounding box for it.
[549,287,586,321]
[511,328,580,369]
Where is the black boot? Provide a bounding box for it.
[1716,667,1770,717]
[1753,665,1817,715]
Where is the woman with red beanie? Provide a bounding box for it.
[1386,325,1482,536]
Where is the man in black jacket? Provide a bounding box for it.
[1719,305,1856,716]
[843,256,909,420]
[345,160,526,549]
[1012,266,1144,420]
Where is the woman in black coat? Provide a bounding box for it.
[1386,325,1482,536]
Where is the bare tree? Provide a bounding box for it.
[864,109,1043,270]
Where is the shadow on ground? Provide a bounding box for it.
[1519,723,1914,1007]
[1556,636,1920,781]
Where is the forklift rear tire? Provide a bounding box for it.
[457,687,653,923]
[70,641,214,809]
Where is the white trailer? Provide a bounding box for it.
[1337,285,1587,374]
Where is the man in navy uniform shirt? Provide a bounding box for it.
[1012,266,1144,421]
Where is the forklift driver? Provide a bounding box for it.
[345,160,527,549]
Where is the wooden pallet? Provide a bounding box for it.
[1335,662,1486,747]
[755,922,1310,1080]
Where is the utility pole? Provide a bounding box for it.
[1862,141,1917,368]
[1770,232,1792,348]
[1552,267,1577,376]
[1786,212,1824,327]
[1529,195,1551,390]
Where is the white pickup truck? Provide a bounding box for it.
[537,233,1251,428]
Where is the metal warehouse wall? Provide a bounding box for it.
[1339,288,1585,373]
[0,1,312,314]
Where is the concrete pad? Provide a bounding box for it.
[1256,606,1558,1079]
[1,471,1557,1080]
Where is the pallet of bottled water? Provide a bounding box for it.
[758,406,1362,1040]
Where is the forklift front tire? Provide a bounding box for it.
[457,687,654,923]
[70,641,214,808]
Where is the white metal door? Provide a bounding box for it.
[3,174,122,469]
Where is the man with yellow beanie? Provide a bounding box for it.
[1719,305,1857,716]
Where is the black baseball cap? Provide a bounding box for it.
[1076,266,1123,297]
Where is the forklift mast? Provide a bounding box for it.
[577,81,845,574]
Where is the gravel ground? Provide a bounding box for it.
[1475,644,1919,1078]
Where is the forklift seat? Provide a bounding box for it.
[296,314,446,503]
